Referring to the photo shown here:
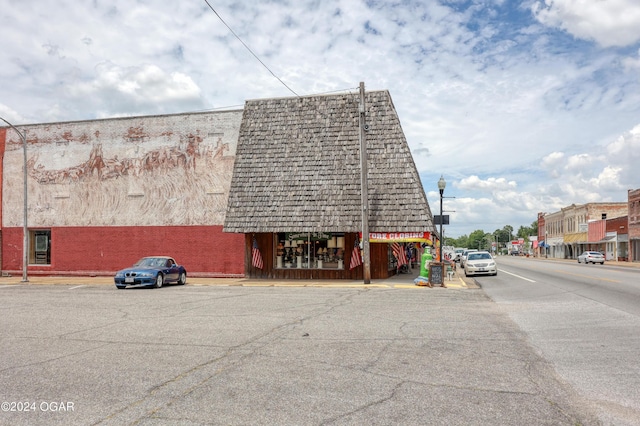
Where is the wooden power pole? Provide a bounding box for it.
[359,82,371,284]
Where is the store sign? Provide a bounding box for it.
[363,232,432,243]
[286,232,332,241]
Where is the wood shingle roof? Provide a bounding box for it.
[223,90,436,234]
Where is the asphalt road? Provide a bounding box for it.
[477,256,640,426]
[0,281,597,425]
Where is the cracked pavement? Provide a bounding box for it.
[0,284,599,425]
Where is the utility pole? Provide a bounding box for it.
[1,117,29,282]
[358,82,371,284]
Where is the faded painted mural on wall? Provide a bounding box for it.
[2,111,243,227]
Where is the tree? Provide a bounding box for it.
[449,235,469,248]
[517,220,538,239]
[468,229,487,251]
[448,220,538,251]
[502,225,514,241]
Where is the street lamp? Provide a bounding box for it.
[437,175,446,263]
[0,116,29,282]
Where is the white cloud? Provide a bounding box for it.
[565,153,598,172]
[65,63,202,118]
[0,104,26,124]
[532,0,640,47]
[541,151,565,178]
[622,49,640,70]
[457,176,517,192]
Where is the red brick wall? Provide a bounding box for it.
[630,189,640,261]
[1,226,245,277]
[606,216,627,234]
[0,127,5,231]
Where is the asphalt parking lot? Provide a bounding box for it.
[0,280,597,425]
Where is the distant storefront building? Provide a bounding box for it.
[539,202,629,260]
[629,188,640,262]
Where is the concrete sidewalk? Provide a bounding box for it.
[4,256,635,288]
[0,266,473,289]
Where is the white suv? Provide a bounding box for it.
[460,249,478,268]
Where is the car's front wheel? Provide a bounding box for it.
[155,274,164,288]
[178,272,186,285]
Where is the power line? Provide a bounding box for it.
[203,0,300,97]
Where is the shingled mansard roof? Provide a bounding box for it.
[223,90,436,234]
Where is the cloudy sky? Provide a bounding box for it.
[2,0,640,238]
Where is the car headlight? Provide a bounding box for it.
[115,271,124,278]
[137,272,154,278]
[488,262,496,267]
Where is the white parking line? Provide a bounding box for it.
[499,269,536,283]
[0,285,21,289]
[69,285,87,290]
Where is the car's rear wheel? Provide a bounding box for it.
[178,272,186,285]
[155,274,164,288]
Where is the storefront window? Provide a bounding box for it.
[275,232,345,269]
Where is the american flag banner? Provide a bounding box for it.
[349,236,362,270]
[252,237,264,269]
[392,242,408,266]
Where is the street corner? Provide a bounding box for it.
[458,274,479,288]
[392,271,472,289]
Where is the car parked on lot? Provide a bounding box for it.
[460,249,478,269]
[464,251,497,277]
[114,256,187,289]
[577,251,605,265]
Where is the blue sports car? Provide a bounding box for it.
[114,256,187,289]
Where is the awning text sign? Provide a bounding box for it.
[363,232,432,243]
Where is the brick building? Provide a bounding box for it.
[538,202,628,260]
[586,216,628,260]
[1,111,246,277]
[629,188,640,262]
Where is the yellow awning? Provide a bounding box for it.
[563,232,587,243]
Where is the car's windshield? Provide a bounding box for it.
[468,253,491,260]
[135,257,163,267]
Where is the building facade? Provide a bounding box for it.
[586,216,628,260]
[629,188,640,262]
[2,89,438,279]
[224,91,437,279]
[1,111,246,277]
[539,202,630,260]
